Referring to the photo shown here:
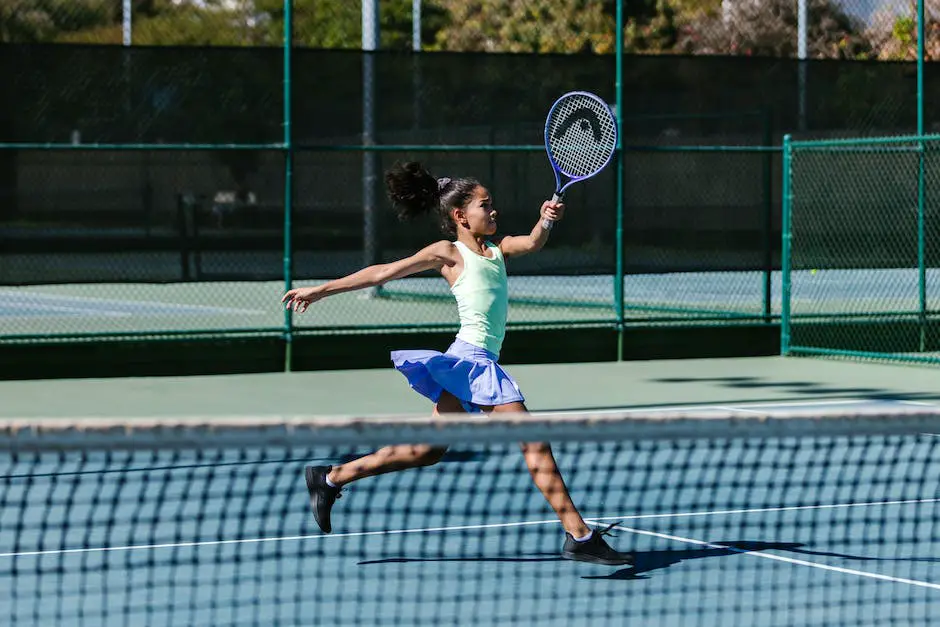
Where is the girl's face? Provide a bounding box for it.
[454,186,497,236]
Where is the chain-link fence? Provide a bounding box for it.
[782,134,940,364]
[1,1,938,366]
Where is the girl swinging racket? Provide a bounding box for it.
[282,162,632,565]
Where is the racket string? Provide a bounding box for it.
[548,95,617,178]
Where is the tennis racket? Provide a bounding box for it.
[542,91,618,230]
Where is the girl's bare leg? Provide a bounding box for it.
[325,391,465,487]
[491,401,592,539]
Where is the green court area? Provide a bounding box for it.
[3,356,939,418]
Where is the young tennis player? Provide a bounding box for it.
[282,161,633,566]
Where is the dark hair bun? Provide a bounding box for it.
[385,161,439,221]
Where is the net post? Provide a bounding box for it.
[614,0,625,361]
[282,0,295,372]
[781,134,793,356]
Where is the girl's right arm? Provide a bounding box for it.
[282,240,456,312]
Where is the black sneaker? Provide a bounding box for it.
[304,465,342,534]
[562,524,634,566]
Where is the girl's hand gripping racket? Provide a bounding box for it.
[542,91,618,230]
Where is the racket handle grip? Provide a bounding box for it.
[542,193,563,230]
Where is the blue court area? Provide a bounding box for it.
[3,396,940,626]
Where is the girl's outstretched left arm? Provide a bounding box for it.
[499,200,565,258]
[283,240,455,313]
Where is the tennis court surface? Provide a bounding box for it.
[3,267,934,338]
[3,356,940,626]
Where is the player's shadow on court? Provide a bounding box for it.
[358,553,563,566]
[357,540,940,572]
[582,540,940,581]
[358,542,831,568]
[582,541,804,580]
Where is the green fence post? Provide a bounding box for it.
[919,143,927,353]
[918,0,927,352]
[615,0,625,361]
[283,0,294,371]
[761,108,773,323]
[781,135,793,355]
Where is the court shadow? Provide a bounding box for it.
[653,377,760,384]
[358,552,563,566]
[359,542,812,568]
[582,541,804,580]
[583,540,940,581]
[783,544,940,564]
[357,540,940,571]
[650,376,893,396]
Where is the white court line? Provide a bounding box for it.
[2,496,937,560]
[0,290,264,316]
[608,525,940,591]
[712,405,765,415]
[0,519,562,559]
[723,399,870,409]
[0,304,132,318]
[540,398,869,417]
[586,497,940,524]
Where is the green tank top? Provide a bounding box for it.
[450,240,509,356]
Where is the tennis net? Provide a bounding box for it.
[2,409,940,626]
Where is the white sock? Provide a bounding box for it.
[325,475,339,489]
[573,530,594,543]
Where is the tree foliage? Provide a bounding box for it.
[689,0,872,59]
[430,0,616,54]
[0,0,112,43]
[619,0,717,54]
[866,0,940,60]
[13,0,448,48]
[0,0,933,61]
[282,0,448,49]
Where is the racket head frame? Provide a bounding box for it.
[544,90,618,200]
[542,90,618,227]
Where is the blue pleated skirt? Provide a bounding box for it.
[391,338,525,412]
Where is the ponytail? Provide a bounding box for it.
[385,161,480,236]
[385,161,439,221]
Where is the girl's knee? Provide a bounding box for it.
[382,444,445,467]
[411,444,447,466]
[435,391,465,414]
[520,441,551,455]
